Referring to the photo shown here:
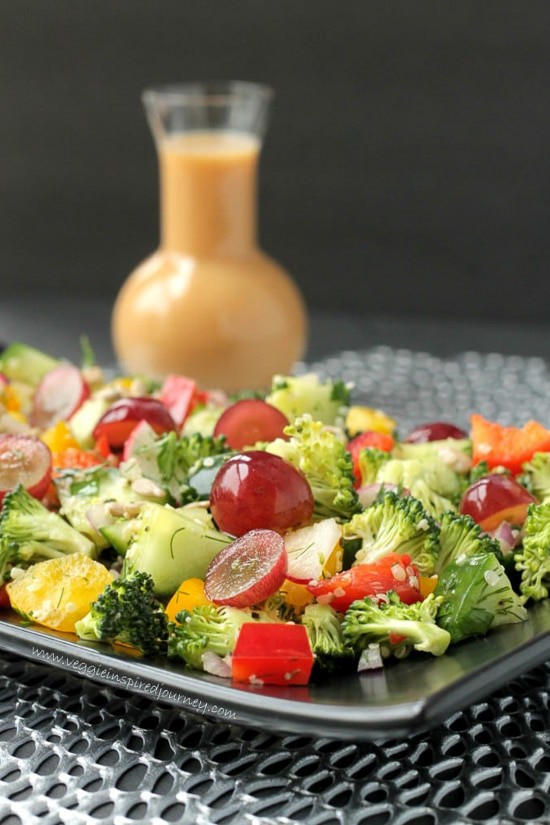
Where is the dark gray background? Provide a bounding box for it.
[1,1,549,323]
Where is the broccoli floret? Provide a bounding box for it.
[267,415,360,521]
[75,572,168,656]
[156,431,228,485]
[0,485,96,582]
[342,592,451,658]
[434,511,501,575]
[122,502,232,597]
[126,429,228,505]
[266,374,350,426]
[519,453,550,504]
[344,490,439,574]
[167,604,253,670]
[435,552,527,643]
[393,438,471,466]
[251,592,299,623]
[301,603,355,672]
[357,448,391,486]
[376,456,464,518]
[514,502,550,601]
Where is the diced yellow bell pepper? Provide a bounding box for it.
[165,578,212,622]
[41,421,80,453]
[419,576,438,599]
[2,384,21,412]
[346,406,397,436]
[279,579,315,608]
[323,541,343,577]
[5,410,27,425]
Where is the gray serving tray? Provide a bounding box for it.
[1,345,549,741]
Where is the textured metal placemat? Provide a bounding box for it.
[0,346,549,825]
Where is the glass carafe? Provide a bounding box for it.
[112,81,308,392]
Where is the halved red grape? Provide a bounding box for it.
[205,528,287,607]
[210,451,314,536]
[31,363,90,429]
[0,434,52,504]
[93,397,176,450]
[459,474,537,531]
[404,421,467,443]
[213,399,289,450]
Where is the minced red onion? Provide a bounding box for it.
[489,521,521,554]
[86,503,113,533]
[357,644,384,672]
[201,651,232,678]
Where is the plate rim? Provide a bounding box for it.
[0,604,548,741]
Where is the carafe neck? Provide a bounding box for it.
[159,132,259,258]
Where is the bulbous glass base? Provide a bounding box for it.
[112,249,307,392]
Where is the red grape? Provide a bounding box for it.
[459,474,536,531]
[213,399,289,450]
[93,397,176,450]
[210,451,314,536]
[0,434,52,503]
[205,529,287,607]
[31,363,90,429]
[404,421,467,443]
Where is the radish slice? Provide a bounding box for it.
[205,529,287,608]
[31,363,90,429]
[0,373,8,389]
[0,434,52,504]
[284,519,342,583]
[121,419,158,462]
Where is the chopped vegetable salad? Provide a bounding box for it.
[0,341,549,687]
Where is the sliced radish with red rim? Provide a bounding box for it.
[0,434,52,504]
[31,363,90,429]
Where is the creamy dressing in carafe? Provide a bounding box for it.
[112,130,307,392]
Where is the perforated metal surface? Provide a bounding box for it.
[0,346,549,824]
[0,653,548,824]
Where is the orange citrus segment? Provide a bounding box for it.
[7,554,113,633]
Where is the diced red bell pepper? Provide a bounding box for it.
[232,623,314,686]
[347,431,395,487]
[52,447,105,474]
[471,414,550,476]
[307,553,422,612]
[94,433,114,460]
